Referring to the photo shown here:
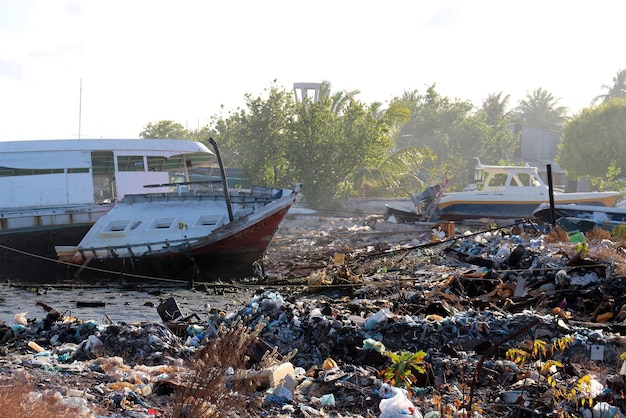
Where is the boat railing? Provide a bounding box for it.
[144,180,224,195]
[77,237,200,261]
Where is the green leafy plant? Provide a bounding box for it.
[379,350,427,390]
[506,335,595,412]
[574,241,589,257]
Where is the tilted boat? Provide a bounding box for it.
[56,139,300,281]
[424,162,619,221]
[56,183,299,282]
[0,138,216,281]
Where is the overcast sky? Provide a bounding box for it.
[1,0,624,141]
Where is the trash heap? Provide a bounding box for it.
[1,215,626,417]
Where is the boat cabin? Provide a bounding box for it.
[475,164,549,195]
[0,139,216,209]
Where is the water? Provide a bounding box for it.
[0,283,257,326]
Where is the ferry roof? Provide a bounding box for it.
[0,138,212,154]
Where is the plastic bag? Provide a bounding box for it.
[379,391,422,418]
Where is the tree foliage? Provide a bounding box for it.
[353,147,435,197]
[510,87,567,130]
[287,95,399,207]
[211,84,295,187]
[593,69,626,105]
[392,85,518,191]
[480,91,511,126]
[205,83,404,208]
[557,99,626,179]
[140,120,193,139]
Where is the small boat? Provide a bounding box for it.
[428,162,619,221]
[0,138,217,281]
[56,139,300,281]
[532,203,626,233]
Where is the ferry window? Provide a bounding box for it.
[92,151,115,175]
[147,156,167,172]
[0,168,65,177]
[117,156,145,172]
[67,168,90,174]
[487,173,508,187]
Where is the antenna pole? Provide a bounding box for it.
[78,78,82,139]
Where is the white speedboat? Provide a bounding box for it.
[433,163,619,221]
[0,138,217,281]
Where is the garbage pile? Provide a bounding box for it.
[1,215,626,417]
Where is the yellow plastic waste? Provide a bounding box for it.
[27,341,45,353]
[322,358,337,370]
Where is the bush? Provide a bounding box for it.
[170,317,268,418]
[585,227,611,243]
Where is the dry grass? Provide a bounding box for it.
[544,226,570,243]
[0,378,102,418]
[585,227,612,243]
[170,317,269,418]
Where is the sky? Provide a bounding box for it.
[1,0,625,141]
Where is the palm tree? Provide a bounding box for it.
[593,69,626,104]
[481,92,511,126]
[353,147,434,197]
[319,80,360,114]
[511,87,567,131]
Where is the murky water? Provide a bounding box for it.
[0,282,257,326]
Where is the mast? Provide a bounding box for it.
[209,138,234,222]
[78,78,82,139]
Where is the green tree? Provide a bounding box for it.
[557,99,626,180]
[211,84,295,186]
[353,147,435,197]
[510,87,567,130]
[288,95,398,208]
[318,80,361,114]
[140,120,192,139]
[481,92,511,126]
[593,69,626,104]
[393,85,517,191]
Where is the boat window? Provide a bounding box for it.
[147,156,167,172]
[117,156,145,172]
[106,220,130,232]
[0,168,65,177]
[512,173,530,187]
[149,218,176,229]
[67,168,90,174]
[92,151,116,175]
[487,173,508,187]
[530,174,542,187]
[195,215,223,227]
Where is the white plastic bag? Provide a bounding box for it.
[379,391,422,418]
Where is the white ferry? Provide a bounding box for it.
[0,139,216,281]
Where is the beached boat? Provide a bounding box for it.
[389,162,620,222]
[532,203,626,233]
[436,163,619,221]
[0,138,218,281]
[56,182,300,281]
